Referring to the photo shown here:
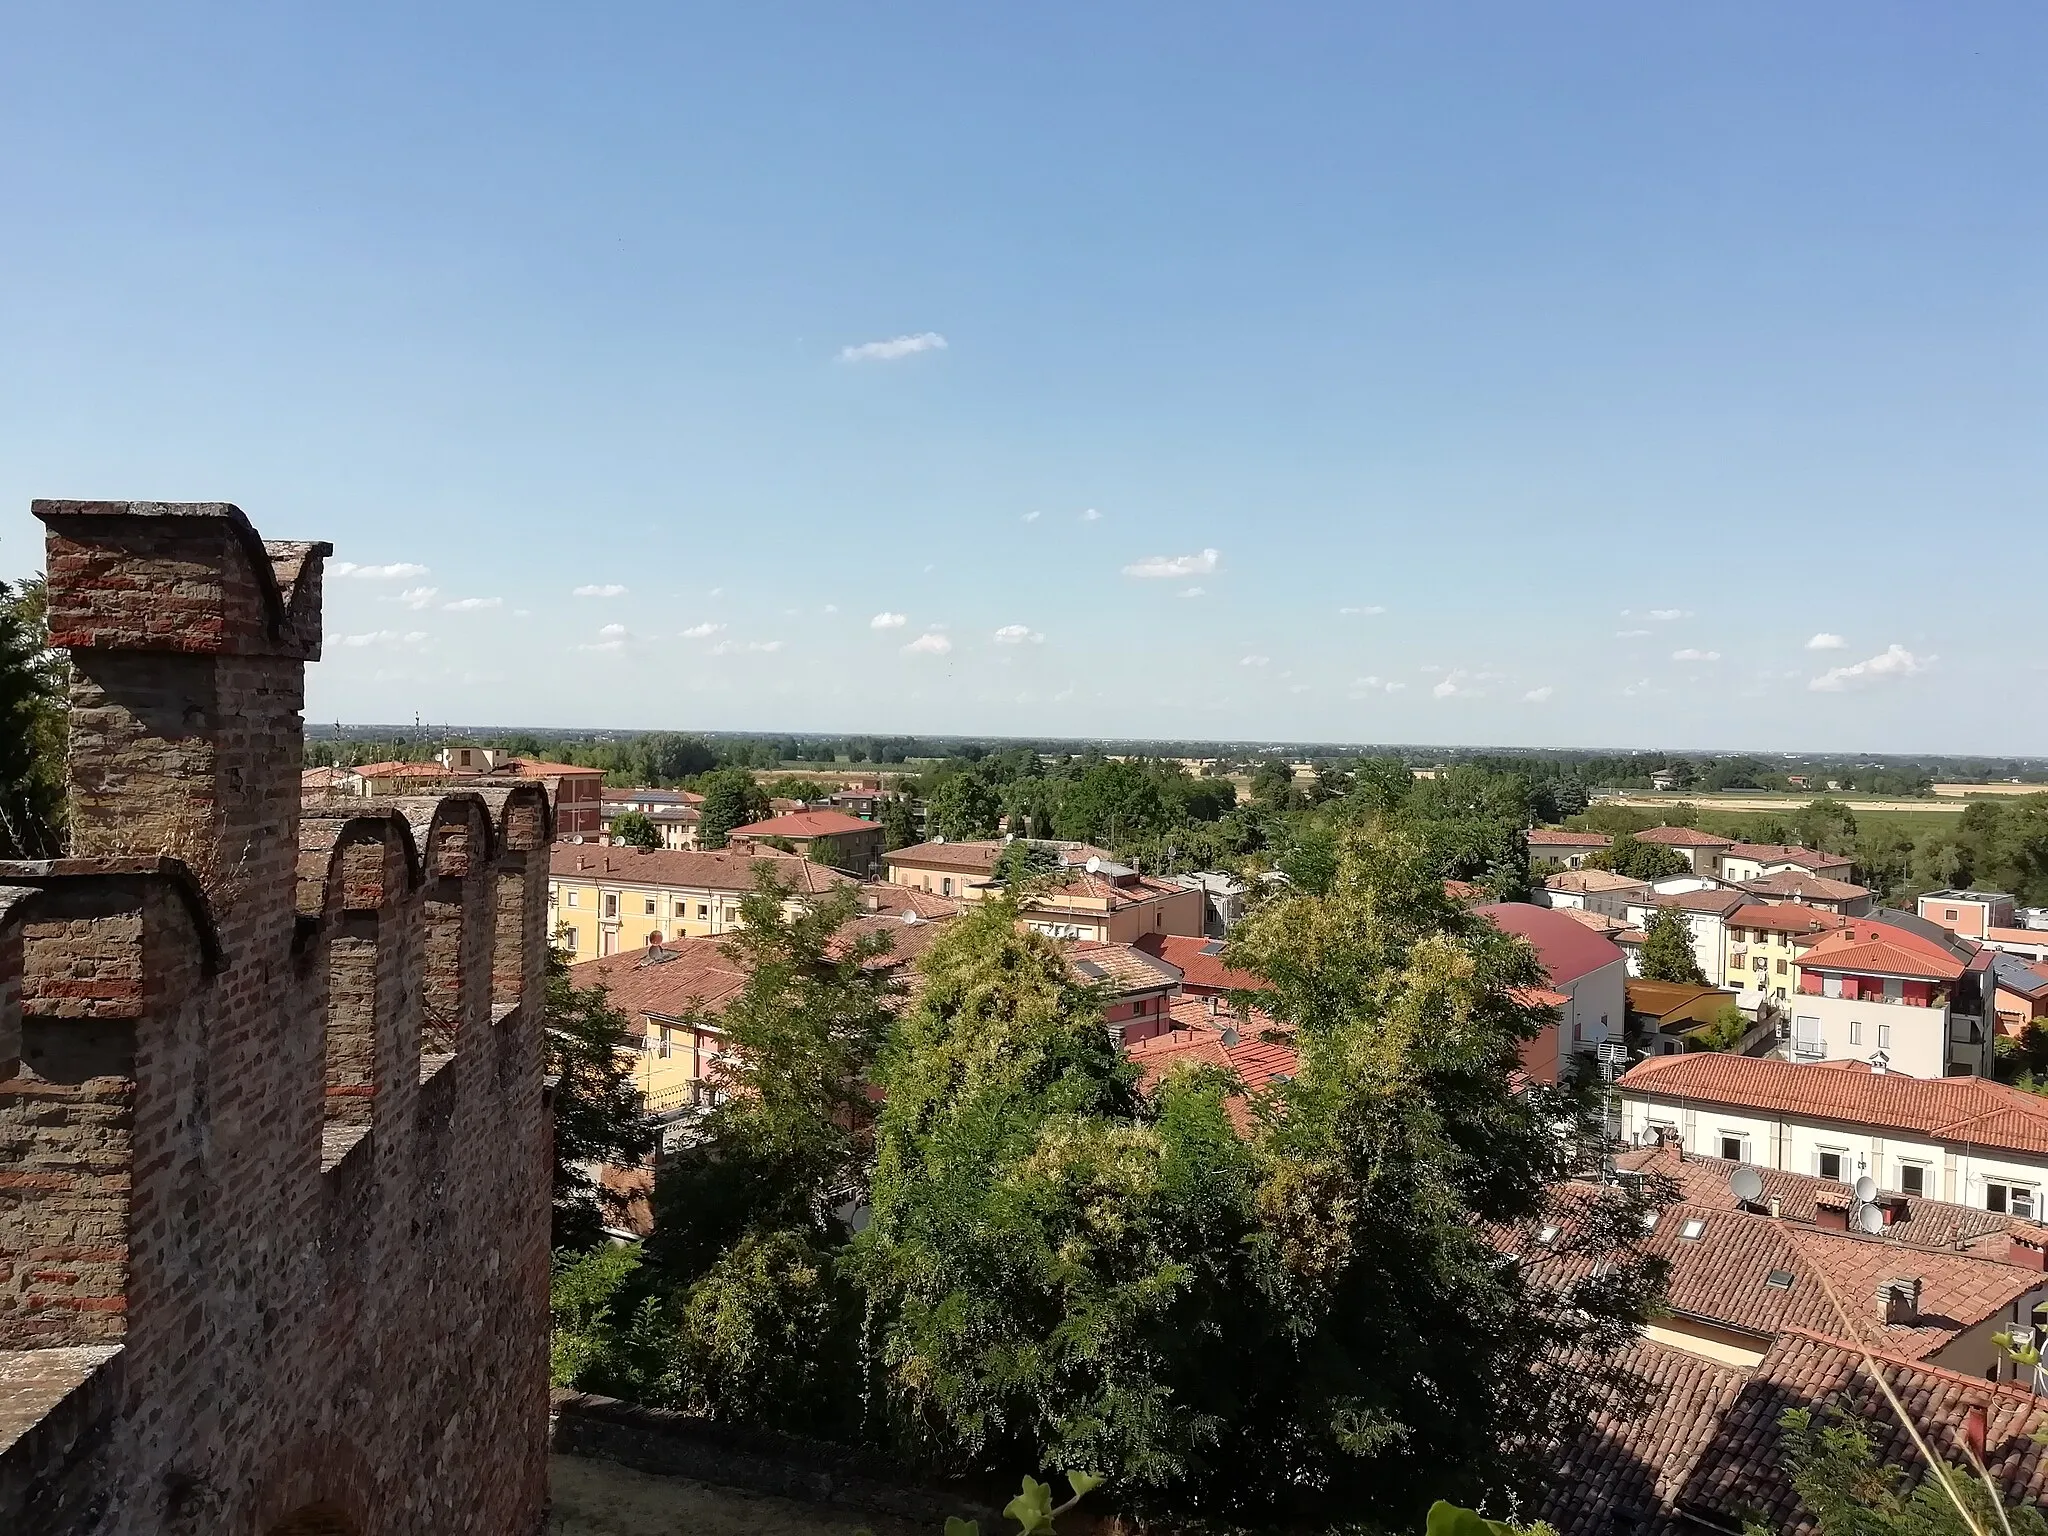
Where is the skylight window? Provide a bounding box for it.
[1679,1217,1706,1240]
[1764,1268,1796,1290]
[1536,1224,1560,1246]
[1642,1211,1659,1232]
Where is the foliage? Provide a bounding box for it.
[1763,1404,2048,1536]
[609,809,662,849]
[1692,1004,1749,1054]
[1588,834,1689,882]
[544,948,657,1251]
[670,1227,856,1431]
[649,875,898,1284]
[994,838,1063,885]
[1639,907,1707,985]
[927,772,1003,841]
[774,777,830,804]
[881,794,921,850]
[0,574,65,858]
[1054,760,1175,847]
[1428,1503,1560,1536]
[1792,798,1860,857]
[550,1242,674,1397]
[698,767,770,849]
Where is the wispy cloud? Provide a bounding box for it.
[598,623,630,639]
[1433,670,1484,699]
[1350,676,1405,697]
[1810,643,1930,692]
[1080,508,1103,522]
[1021,510,1042,523]
[680,621,726,639]
[1615,629,1651,639]
[1123,548,1219,579]
[710,639,785,655]
[1240,655,1270,668]
[340,629,429,649]
[442,597,502,612]
[1807,632,1846,651]
[333,561,428,580]
[1671,648,1720,662]
[1649,608,1691,622]
[1178,586,1206,599]
[1338,605,1387,616]
[902,632,952,656]
[871,612,907,630]
[993,625,1044,645]
[839,331,947,363]
[395,586,439,610]
[1523,685,1554,703]
[573,583,628,598]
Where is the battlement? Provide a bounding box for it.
[0,503,553,1536]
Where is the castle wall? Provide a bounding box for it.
[0,501,552,1536]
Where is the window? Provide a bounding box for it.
[1899,1164,1926,1197]
[1818,1150,1844,1182]
[1720,1135,1746,1162]
[673,900,686,918]
[1946,908,1959,921]
[1850,1021,1862,1045]
[561,928,578,952]
[1764,1268,1796,1290]
[566,890,580,908]
[697,904,709,921]
[602,893,618,918]
[1989,1183,2038,1219]
[1679,1217,1706,1240]
[1878,1023,1891,1049]
[644,896,657,916]
[941,878,954,897]
[1776,959,1788,975]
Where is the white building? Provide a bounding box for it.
[1621,888,1746,988]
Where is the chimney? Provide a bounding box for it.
[1962,1406,1987,1464]
[1768,1196,1783,1219]
[1206,995,1220,1020]
[1879,1277,1922,1326]
[867,894,881,912]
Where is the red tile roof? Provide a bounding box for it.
[1527,829,1612,846]
[1132,933,1269,993]
[1478,902,1628,986]
[1442,878,1486,902]
[1545,869,1651,894]
[1743,869,1871,902]
[501,758,602,777]
[549,844,855,895]
[731,810,882,839]
[349,760,451,779]
[1619,1052,2048,1157]
[1127,1012,1298,1134]
[1729,902,1846,936]
[1724,842,1850,870]
[1558,907,1633,936]
[1063,939,1184,996]
[1798,931,1967,981]
[1645,888,1749,917]
[570,938,751,1023]
[1635,826,1734,848]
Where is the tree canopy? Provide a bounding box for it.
[1638,906,1707,985]
[697,768,769,849]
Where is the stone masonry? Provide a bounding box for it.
[0,502,553,1534]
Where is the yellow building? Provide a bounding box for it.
[547,844,855,959]
[1723,901,1842,1007]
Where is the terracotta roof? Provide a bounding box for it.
[1743,869,1871,902]
[1478,902,1628,986]
[1988,926,2048,948]
[1442,878,1486,902]
[1724,842,1850,870]
[1127,1013,1298,1134]
[349,760,450,780]
[1798,931,1967,981]
[1545,869,1650,894]
[570,938,751,1023]
[301,766,348,789]
[1619,1053,2048,1158]
[1527,829,1612,846]
[1536,1329,2048,1535]
[1132,933,1269,993]
[857,883,961,920]
[883,840,1006,874]
[1729,902,1846,936]
[1023,869,1189,914]
[1063,939,1184,996]
[1635,826,1734,848]
[1641,888,1748,917]
[1510,985,1572,1009]
[1558,907,1634,936]
[549,844,855,895]
[730,810,881,838]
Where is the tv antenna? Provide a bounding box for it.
[1730,1166,1765,1205]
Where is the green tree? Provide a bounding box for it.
[774,777,830,804]
[1858,823,1916,901]
[926,772,1002,840]
[1590,833,1689,881]
[1639,906,1707,985]
[1250,759,1299,810]
[1055,759,1174,848]
[881,793,920,851]
[1765,1404,2048,1536]
[1693,1003,1748,1053]
[993,838,1062,885]
[544,948,658,1251]
[609,809,662,849]
[1792,797,1859,857]
[698,767,769,849]
[0,574,65,858]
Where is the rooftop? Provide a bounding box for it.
[1723,842,1847,869]
[1797,931,1967,981]
[1132,932,1269,993]
[1545,869,1650,894]
[1728,902,1846,936]
[730,810,880,839]
[1477,901,1627,986]
[550,845,855,895]
[1742,869,1872,902]
[1635,826,1735,848]
[1527,828,1612,846]
[1064,939,1184,996]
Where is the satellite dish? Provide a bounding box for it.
[1853,1175,1878,1203]
[901,910,920,924]
[1085,856,1101,874]
[1730,1166,1765,1204]
[1855,1203,1886,1236]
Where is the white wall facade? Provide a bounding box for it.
[1780,993,1951,1080]
[1624,900,1731,987]
[1557,957,1627,1058]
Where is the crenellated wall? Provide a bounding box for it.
[0,501,552,1536]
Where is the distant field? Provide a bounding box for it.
[1603,792,1964,815]
[1685,806,1962,844]
[1933,782,2048,798]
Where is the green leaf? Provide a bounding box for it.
[1426,1502,1515,1536]
[945,1519,980,1536]
[1064,1472,1103,1500]
[1006,1476,1056,1536]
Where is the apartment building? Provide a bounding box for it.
[601,788,703,849]
[548,845,853,957]
[1476,902,1627,1081]
[1717,842,1856,884]
[1012,862,1207,943]
[1525,828,1612,869]
[1620,888,1747,986]
[729,809,887,874]
[1634,826,1734,877]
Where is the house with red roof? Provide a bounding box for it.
[1131,932,1269,999]
[1785,927,1981,1078]
[1633,825,1734,877]
[728,809,886,875]
[1617,1052,2048,1219]
[1717,841,1855,884]
[1525,827,1611,870]
[1477,903,1628,1083]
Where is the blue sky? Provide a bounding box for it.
[2,3,2041,752]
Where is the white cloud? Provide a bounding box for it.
[577,639,627,653]
[598,623,630,639]
[1021,510,1041,523]
[1807,632,1847,650]
[393,586,439,610]
[1338,605,1387,616]
[1350,676,1405,697]
[573,583,628,598]
[332,561,429,580]
[993,625,1044,645]
[902,632,953,656]
[710,639,785,656]
[680,621,726,639]
[340,630,428,650]
[1123,548,1219,579]
[839,331,947,363]
[1615,629,1651,639]
[1649,608,1691,621]
[1240,655,1270,668]
[1671,648,1720,662]
[870,612,907,630]
[1433,670,1485,699]
[442,597,503,612]
[1178,586,1206,599]
[823,604,839,614]
[1523,686,1555,703]
[1809,643,1930,692]
[1080,508,1103,522]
